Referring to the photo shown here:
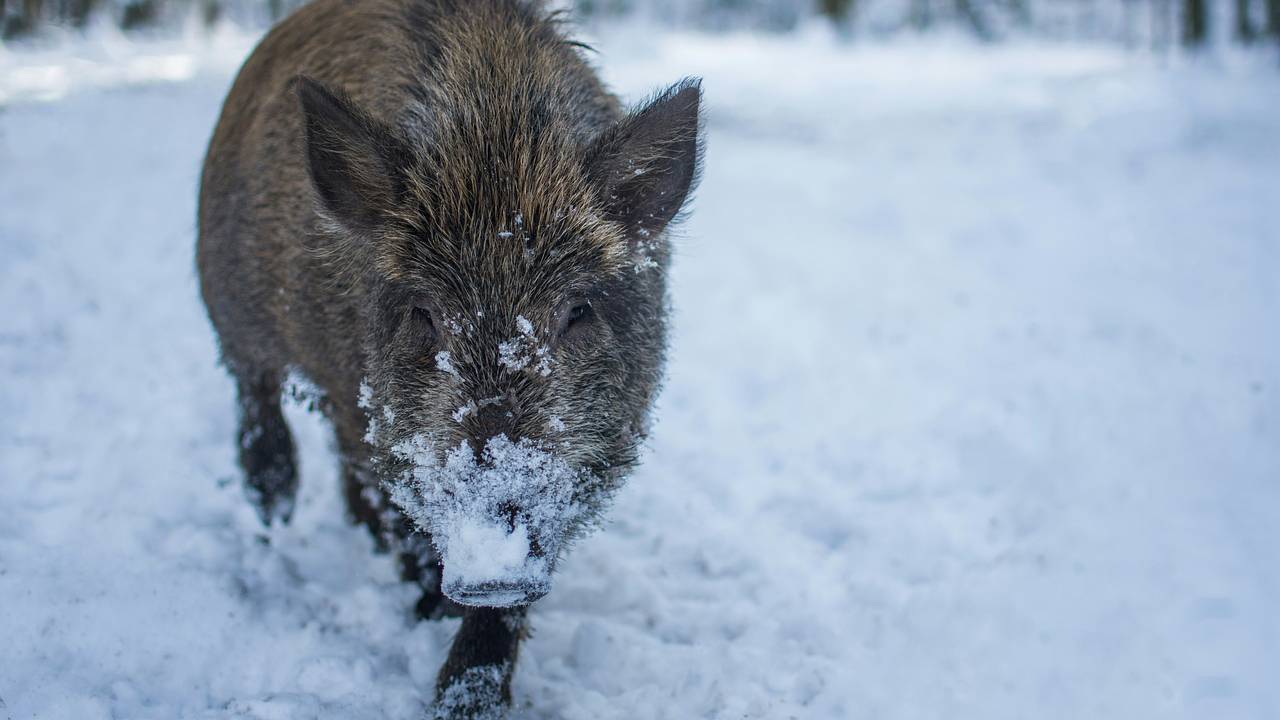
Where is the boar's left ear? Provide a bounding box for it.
[295,75,410,235]
[588,78,704,241]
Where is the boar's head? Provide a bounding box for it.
[295,75,702,607]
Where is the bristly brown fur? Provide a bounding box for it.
[197,0,703,715]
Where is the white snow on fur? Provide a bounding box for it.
[388,434,582,595]
[497,314,553,376]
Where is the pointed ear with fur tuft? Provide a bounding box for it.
[588,78,704,241]
[295,75,410,234]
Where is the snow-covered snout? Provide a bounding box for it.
[389,433,586,607]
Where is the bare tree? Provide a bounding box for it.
[1122,0,1141,47]
[1183,0,1208,46]
[13,0,41,37]
[909,0,932,30]
[1236,0,1257,42]
[818,0,855,24]
[1153,0,1175,50]
[955,0,993,39]
[1006,0,1031,28]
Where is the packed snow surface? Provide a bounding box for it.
[3,26,1280,720]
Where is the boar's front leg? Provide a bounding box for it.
[235,373,298,525]
[433,607,528,719]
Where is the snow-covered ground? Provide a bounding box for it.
[2,26,1279,720]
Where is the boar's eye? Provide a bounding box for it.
[410,301,438,347]
[558,300,593,339]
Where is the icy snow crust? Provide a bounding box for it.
[4,27,1280,720]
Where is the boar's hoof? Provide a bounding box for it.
[240,445,297,526]
[238,414,298,527]
[244,481,296,527]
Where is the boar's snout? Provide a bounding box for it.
[438,513,555,608]
[390,434,586,608]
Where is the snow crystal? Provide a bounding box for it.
[497,338,528,372]
[452,400,477,424]
[358,379,396,444]
[533,349,552,376]
[497,315,553,376]
[435,350,459,377]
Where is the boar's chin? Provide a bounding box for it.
[437,516,553,607]
[385,433,597,606]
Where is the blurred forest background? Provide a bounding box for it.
[3,0,1279,51]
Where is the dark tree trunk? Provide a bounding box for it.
[63,0,95,27]
[1153,0,1174,50]
[202,0,220,27]
[955,0,994,39]
[819,0,855,24]
[120,0,158,29]
[909,0,932,29]
[1006,0,1031,28]
[1236,0,1256,42]
[23,0,40,27]
[1183,0,1209,46]
[1122,0,1140,47]
[6,0,42,37]
[1268,0,1280,39]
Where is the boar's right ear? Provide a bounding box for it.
[588,78,704,241]
[295,76,409,234]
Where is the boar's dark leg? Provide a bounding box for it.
[398,540,465,621]
[335,441,464,620]
[433,607,528,719]
[235,372,298,526]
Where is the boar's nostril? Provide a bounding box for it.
[469,393,521,441]
[498,501,520,532]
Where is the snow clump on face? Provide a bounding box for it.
[435,350,459,377]
[358,378,395,444]
[497,315,553,376]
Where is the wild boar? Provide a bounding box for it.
[196,0,702,715]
